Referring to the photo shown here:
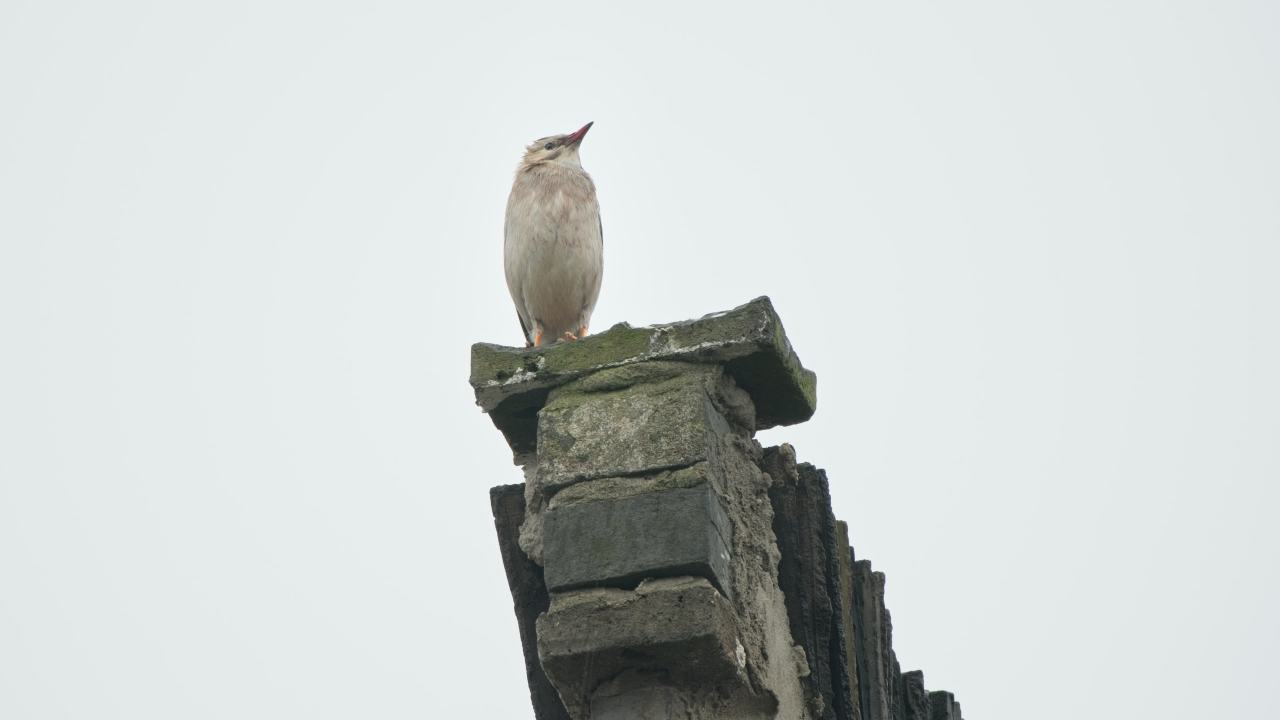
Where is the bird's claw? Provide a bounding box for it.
[561,331,579,342]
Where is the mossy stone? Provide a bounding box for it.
[469,297,817,459]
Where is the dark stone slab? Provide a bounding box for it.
[470,297,817,457]
[536,578,742,710]
[763,448,856,720]
[902,670,930,720]
[489,484,569,720]
[542,484,732,598]
[834,522,863,720]
[928,691,956,720]
[888,651,903,720]
[849,551,872,720]
[853,561,891,720]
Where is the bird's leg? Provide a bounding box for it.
[577,324,589,339]
[533,325,545,347]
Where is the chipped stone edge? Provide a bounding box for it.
[470,297,790,411]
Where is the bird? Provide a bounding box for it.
[504,121,603,347]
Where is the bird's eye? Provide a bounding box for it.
[544,142,555,150]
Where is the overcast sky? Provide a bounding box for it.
[2,1,1277,718]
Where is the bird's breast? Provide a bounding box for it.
[506,169,600,249]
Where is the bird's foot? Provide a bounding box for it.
[577,324,589,339]
[561,331,579,342]
[533,328,545,347]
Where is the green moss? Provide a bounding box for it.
[470,296,819,451]
[545,364,711,412]
[570,360,701,394]
[539,324,652,374]
[468,343,527,387]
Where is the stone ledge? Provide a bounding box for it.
[470,297,817,457]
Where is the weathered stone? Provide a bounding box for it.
[542,484,733,598]
[518,359,811,719]
[589,670,776,720]
[536,577,745,714]
[535,364,731,491]
[763,446,856,720]
[716,442,812,720]
[470,297,817,457]
[853,561,891,720]
[548,462,724,508]
[590,677,692,720]
[835,522,863,720]
[902,671,929,720]
[489,484,569,720]
[927,691,956,720]
[888,653,903,720]
[476,301,967,719]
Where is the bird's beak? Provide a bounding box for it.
[564,121,593,146]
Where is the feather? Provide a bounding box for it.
[504,134,603,346]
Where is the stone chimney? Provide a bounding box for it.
[471,298,965,720]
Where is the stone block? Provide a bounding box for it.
[928,691,956,720]
[853,561,891,720]
[902,671,929,720]
[835,522,863,720]
[542,484,732,598]
[590,681,693,720]
[589,671,776,720]
[470,297,817,457]
[888,653,903,720]
[536,578,743,708]
[536,365,730,490]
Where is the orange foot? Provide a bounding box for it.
[577,324,589,339]
[533,327,545,347]
[561,331,578,342]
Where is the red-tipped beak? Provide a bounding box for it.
[564,121,593,145]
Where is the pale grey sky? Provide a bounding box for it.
[1,1,1277,718]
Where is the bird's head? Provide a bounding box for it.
[521,122,593,170]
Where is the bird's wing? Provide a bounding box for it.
[504,221,534,346]
[580,209,604,318]
[515,310,532,347]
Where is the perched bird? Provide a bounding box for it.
[504,122,603,347]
